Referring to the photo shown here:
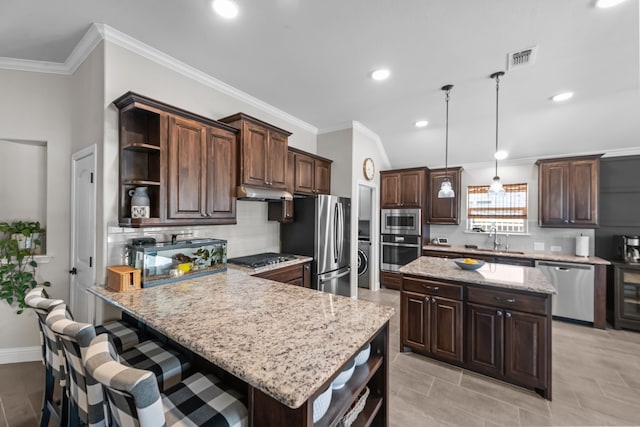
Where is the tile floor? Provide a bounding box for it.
[2,288,640,426]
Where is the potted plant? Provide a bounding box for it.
[0,221,50,314]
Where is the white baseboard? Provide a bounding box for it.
[0,346,42,364]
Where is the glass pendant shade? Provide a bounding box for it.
[438,84,455,199]
[488,176,505,195]
[438,179,455,198]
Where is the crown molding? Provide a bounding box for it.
[0,56,69,74]
[0,23,317,134]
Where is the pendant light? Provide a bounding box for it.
[438,84,455,198]
[488,71,506,196]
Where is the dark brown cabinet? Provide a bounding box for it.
[219,113,291,190]
[428,167,462,225]
[114,92,239,227]
[291,148,332,195]
[465,286,550,395]
[401,277,463,363]
[401,274,552,399]
[380,270,402,290]
[537,155,601,228]
[613,262,640,332]
[380,168,428,209]
[254,262,311,288]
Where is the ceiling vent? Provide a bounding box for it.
[506,46,538,70]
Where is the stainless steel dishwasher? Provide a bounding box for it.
[535,260,595,322]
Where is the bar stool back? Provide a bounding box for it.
[25,287,68,426]
[85,334,249,427]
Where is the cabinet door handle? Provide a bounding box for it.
[422,285,439,291]
[424,296,430,302]
[495,296,516,303]
[564,219,569,223]
[497,310,503,317]
[570,219,575,224]
[506,312,512,318]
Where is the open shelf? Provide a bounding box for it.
[351,397,383,427]
[122,179,161,186]
[122,142,162,152]
[315,355,383,427]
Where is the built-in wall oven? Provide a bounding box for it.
[380,208,422,271]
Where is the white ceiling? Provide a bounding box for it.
[1,0,638,168]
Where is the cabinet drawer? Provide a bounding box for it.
[403,276,462,300]
[467,286,548,315]
[254,263,302,284]
[381,271,402,290]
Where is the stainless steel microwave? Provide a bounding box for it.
[381,209,421,235]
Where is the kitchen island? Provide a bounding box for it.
[399,256,555,399]
[90,267,394,426]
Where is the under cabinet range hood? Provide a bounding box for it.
[236,185,293,201]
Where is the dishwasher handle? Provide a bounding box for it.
[536,261,594,271]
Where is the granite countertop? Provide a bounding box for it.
[89,268,394,409]
[423,244,610,265]
[228,255,313,275]
[400,256,556,294]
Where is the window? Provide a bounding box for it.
[467,183,528,233]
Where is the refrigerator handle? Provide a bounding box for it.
[334,203,339,263]
[338,202,344,261]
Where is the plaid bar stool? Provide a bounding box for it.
[85,334,249,427]
[24,287,68,427]
[46,304,193,427]
[26,286,145,426]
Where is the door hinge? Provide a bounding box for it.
[90,172,94,183]
[89,256,93,268]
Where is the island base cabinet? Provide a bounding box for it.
[466,303,549,396]
[401,291,463,363]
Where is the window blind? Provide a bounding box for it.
[467,183,528,219]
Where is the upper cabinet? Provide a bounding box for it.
[537,155,601,228]
[219,113,290,190]
[290,147,332,195]
[428,167,462,225]
[114,92,238,227]
[380,167,428,209]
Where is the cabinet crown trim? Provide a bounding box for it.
[219,112,292,136]
[113,91,239,133]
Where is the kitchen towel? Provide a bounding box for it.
[576,235,589,257]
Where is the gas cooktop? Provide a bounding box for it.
[228,252,297,268]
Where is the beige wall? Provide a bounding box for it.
[0,69,72,352]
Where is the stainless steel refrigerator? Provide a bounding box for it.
[280,195,351,296]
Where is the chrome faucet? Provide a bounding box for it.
[488,225,501,250]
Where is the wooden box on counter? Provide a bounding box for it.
[106,266,141,292]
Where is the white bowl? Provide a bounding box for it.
[332,360,356,390]
[313,386,332,423]
[354,344,371,366]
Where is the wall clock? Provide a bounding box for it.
[363,157,375,180]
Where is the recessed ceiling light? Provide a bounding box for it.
[551,92,574,102]
[414,120,428,128]
[212,0,239,18]
[595,0,627,8]
[370,69,390,81]
[494,150,508,160]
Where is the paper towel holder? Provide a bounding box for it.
[576,234,589,257]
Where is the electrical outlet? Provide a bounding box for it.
[534,242,545,251]
[550,245,561,252]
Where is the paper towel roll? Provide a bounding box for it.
[576,235,589,257]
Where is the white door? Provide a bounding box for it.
[70,146,97,323]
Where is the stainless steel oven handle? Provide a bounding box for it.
[381,242,421,248]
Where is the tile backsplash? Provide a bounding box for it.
[107,201,280,266]
[429,221,596,256]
